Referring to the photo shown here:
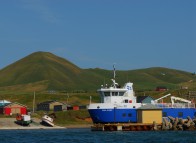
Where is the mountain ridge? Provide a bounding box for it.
[0,51,195,92]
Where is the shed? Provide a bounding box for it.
[0,102,27,115]
[37,100,65,111]
[137,104,162,124]
[137,96,154,103]
[54,104,67,112]
[54,105,63,112]
[73,106,79,110]
[79,105,87,110]
[156,86,168,91]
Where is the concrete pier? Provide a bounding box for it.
[91,116,196,131]
[91,123,162,131]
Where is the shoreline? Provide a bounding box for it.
[65,124,92,129]
[0,126,66,130]
[0,118,92,130]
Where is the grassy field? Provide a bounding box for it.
[53,110,92,126]
[0,91,99,109]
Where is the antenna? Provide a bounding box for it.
[113,64,116,79]
[112,64,118,88]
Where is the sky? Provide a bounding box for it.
[0,0,195,72]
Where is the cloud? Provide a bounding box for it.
[21,0,59,24]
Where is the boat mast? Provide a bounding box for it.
[112,64,118,88]
[113,64,116,80]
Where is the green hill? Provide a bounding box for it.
[0,51,195,92]
[0,52,105,91]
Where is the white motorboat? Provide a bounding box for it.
[42,115,54,127]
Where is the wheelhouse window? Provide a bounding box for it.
[103,91,125,97]
[112,92,118,96]
[119,92,125,96]
[104,92,110,97]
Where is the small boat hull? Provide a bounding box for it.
[16,114,32,126]
[16,120,32,126]
[42,115,54,127]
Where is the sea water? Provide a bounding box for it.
[0,128,196,143]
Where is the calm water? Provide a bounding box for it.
[0,128,196,143]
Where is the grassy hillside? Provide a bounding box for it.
[0,52,98,91]
[0,51,195,92]
[86,67,196,91]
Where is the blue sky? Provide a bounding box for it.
[0,0,195,72]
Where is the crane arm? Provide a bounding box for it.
[154,93,171,103]
[170,96,191,104]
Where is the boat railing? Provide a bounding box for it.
[152,103,195,108]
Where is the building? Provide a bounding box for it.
[0,102,27,115]
[137,96,154,103]
[37,100,65,111]
[156,86,168,91]
[137,104,162,124]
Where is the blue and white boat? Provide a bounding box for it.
[88,66,196,123]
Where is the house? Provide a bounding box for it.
[137,96,154,103]
[0,102,27,115]
[156,86,168,91]
[137,104,162,124]
[37,100,66,111]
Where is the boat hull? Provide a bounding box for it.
[162,108,196,119]
[16,114,32,126]
[41,120,54,127]
[89,108,137,123]
[41,115,54,127]
[88,108,196,123]
[16,120,32,126]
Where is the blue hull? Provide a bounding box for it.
[162,108,196,119]
[88,108,137,123]
[88,108,196,123]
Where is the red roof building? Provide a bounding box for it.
[0,102,27,115]
[156,86,168,91]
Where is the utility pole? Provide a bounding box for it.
[33,91,35,113]
[90,96,92,104]
[66,93,69,105]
